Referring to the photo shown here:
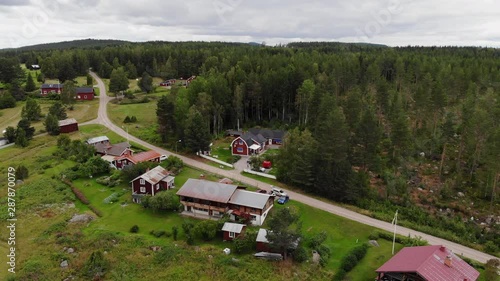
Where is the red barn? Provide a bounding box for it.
[130,166,175,203]
[376,245,480,281]
[58,118,79,133]
[40,84,63,96]
[76,87,95,100]
[114,150,162,170]
[221,222,246,241]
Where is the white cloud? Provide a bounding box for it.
[0,0,498,49]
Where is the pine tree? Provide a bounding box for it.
[61,80,76,105]
[25,72,36,92]
[156,95,176,142]
[86,74,93,85]
[184,105,210,153]
[138,71,153,93]
[48,101,67,120]
[15,127,28,147]
[3,126,16,143]
[21,98,42,121]
[109,68,129,93]
[17,118,35,140]
[44,114,60,135]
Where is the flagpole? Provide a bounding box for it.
[392,210,398,255]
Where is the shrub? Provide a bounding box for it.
[130,225,139,233]
[293,245,308,263]
[150,230,166,238]
[316,244,331,261]
[15,165,29,180]
[484,241,498,255]
[172,226,178,241]
[124,116,131,123]
[335,243,369,278]
[83,251,108,279]
[309,231,328,249]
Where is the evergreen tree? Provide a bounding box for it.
[3,126,16,143]
[266,207,301,260]
[61,80,76,105]
[44,113,60,136]
[25,72,36,92]
[15,127,28,147]
[156,95,176,142]
[48,101,67,120]
[138,71,153,93]
[86,74,93,85]
[125,61,138,79]
[109,68,129,93]
[184,105,211,153]
[0,93,16,109]
[21,98,42,121]
[353,106,382,171]
[17,118,35,140]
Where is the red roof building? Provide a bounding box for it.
[114,150,162,169]
[376,245,480,281]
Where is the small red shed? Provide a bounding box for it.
[221,222,246,241]
[58,118,79,133]
[76,87,95,100]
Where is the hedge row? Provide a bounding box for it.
[62,179,102,217]
[334,243,369,281]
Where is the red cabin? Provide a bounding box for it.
[76,87,95,100]
[58,118,79,133]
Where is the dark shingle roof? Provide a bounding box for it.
[248,128,286,140]
[76,87,94,94]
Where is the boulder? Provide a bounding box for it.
[68,214,94,223]
[60,260,68,268]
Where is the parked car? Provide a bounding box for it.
[277,196,289,204]
[256,189,268,194]
[271,186,287,197]
[159,155,168,162]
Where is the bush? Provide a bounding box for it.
[335,243,369,278]
[368,231,379,240]
[150,230,166,238]
[15,165,29,180]
[172,226,178,241]
[130,225,139,233]
[293,245,308,263]
[484,241,498,254]
[309,231,328,249]
[316,244,331,260]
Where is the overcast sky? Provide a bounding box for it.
[0,0,498,49]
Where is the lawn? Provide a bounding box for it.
[210,137,235,163]
[107,98,160,144]
[0,99,98,134]
[77,124,148,151]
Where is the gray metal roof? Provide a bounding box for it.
[221,222,245,233]
[176,179,238,203]
[130,166,171,185]
[229,189,271,209]
[256,228,269,243]
[86,136,109,144]
[58,118,77,126]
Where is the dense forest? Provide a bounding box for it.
[1,41,499,254]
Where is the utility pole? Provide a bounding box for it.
[392,210,398,255]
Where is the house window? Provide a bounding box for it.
[140,186,146,193]
[84,95,87,99]
[237,147,244,153]
[251,215,257,221]
[156,184,160,190]
[229,232,235,238]
[140,179,145,185]
[238,140,243,145]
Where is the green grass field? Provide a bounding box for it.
[77,124,148,151]
[107,98,160,144]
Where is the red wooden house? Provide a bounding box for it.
[95,142,132,157]
[76,87,95,100]
[221,222,246,241]
[114,150,162,170]
[58,118,79,133]
[230,132,267,156]
[130,166,175,203]
[40,84,63,96]
[376,245,480,281]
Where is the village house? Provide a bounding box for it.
[113,150,162,170]
[76,87,95,100]
[230,128,286,156]
[40,83,63,95]
[375,245,480,281]
[231,132,268,156]
[94,142,132,157]
[130,166,175,203]
[58,118,79,133]
[159,79,176,87]
[221,222,246,241]
[176,178,274,226]
[256,228,270,252]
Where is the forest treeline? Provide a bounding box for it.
[1,41,499,252]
